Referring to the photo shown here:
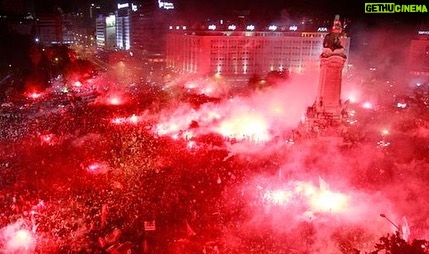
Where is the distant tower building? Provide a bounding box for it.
[96,14,116,50]
[36,11,74,45]
[116,3,133,50]
[90,3,101,20]
[408,29,429,85]
[137,0,175,63]
[315,15,347,118]
[114,1,175,62]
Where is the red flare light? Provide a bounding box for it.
[108,96,122,105]
[110,114,140,125]
[27,92,42,99]
[86,163,109,174]
[2,220,36,253]
[40,134,55,145]
[260,180,349,213]
[8,229,34,251]
[362,102,373,109]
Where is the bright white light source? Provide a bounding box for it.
[228,25,236,30]
[397,102,407,108]
[289,25,298,31]
[268,25,277,31]
[246,25,255,31]
[362,102,373,109]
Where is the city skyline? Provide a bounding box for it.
[7,0,424,24]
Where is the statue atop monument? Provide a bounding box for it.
[323,15,344,51]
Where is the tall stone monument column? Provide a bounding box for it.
[316,15,347,117]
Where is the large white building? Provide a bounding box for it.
[408,30,429,84]
[166,30,350,81]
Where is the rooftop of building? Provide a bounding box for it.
[167,27,350,39]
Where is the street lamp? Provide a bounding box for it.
[380,214,400,231]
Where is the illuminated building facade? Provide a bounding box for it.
[96,14,116,50]
[408,30,429,84]
[115,3,135,50]
[165,29,350,82]
[114,1,175,62]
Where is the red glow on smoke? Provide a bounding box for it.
[216,113,270,142]
[40,134,55,145]
[362,101,373,109]
[264,189,292,205]
[259,178,349,214]
[86,162,109,174]
[110,114,140,125]
[27,92,43,99]
[154,75,317,145]
[310,188,348,213]
[108,96,122,105]
[1,220,36,253]
[10,230,33,249]
[129,114,139,124]
[111,118,124,125]
[87,163,100,173]
[182,78,222,96]
[92,90,129,106]
[186,140,197,149]
[154,105,274,143]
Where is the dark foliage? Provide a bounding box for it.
[365,231,428,254]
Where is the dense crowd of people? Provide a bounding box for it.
[1,79,429,253]
[0,91,242,253]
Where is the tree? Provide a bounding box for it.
[365,231,427,254]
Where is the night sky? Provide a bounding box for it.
[29,0,428,26]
